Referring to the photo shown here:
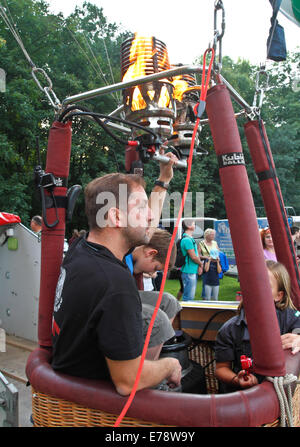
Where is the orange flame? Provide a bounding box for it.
[171,75,190,102]
[171,75,202,102]
[122,33,172,111]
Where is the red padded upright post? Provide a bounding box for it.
[38,121,72,347]
[206,84,285,377]
[244,119,300,309]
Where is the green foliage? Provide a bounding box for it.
[0,0,300,236]
[0,0,125,232]
[260,52,300,213]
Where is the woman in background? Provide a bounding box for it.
[260,227,277,261]
[198,228,219,298]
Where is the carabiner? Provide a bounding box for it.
[44,86,61,111]
[252,68,269,113]
[31,67,61,110]
[213,0,225,73]
[214,0,225,42]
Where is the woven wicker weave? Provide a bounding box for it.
[292,383,300,427]
[31,388,171,427]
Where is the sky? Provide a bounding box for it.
[47,0,300,66]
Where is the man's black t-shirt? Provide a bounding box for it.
[51,237,143,380]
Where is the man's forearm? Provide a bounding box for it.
[188,253,203,266]
[148,186,167,233]
[138,357,181,391]
[107,355,181,396]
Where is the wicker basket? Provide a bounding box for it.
[292,382,300,427]
[31,341,216,427]
[30,342,299,427]
[31,388,171,427]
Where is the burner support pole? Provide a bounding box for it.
[62,66,204,107]
[62,68,253,129]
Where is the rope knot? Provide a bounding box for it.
[266,374,300,427]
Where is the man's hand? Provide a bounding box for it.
[166,358,182,388]
[148,150,178,234]
[157,148,178,183]
[281,333,300,355]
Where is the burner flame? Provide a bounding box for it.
[121,33,175,136]
[122,33,172,112]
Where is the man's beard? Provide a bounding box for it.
[122,225,151,250]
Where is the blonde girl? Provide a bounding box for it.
[215,260,300,392]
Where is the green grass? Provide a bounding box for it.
[164,275,240,301]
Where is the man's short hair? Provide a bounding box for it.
[31,215,42,226]
[146,228,177,270]
[182,219,194,232]
[85,173,146,230]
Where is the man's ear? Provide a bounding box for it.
[144,247,158,258]
[107,207,124,228]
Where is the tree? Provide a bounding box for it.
[0,0,128,232]
[259,51,300,213]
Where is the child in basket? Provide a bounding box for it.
[203,248,222,300]
[215,260,300,392]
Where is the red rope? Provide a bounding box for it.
[114,48,214,427]
[200,48,215,101]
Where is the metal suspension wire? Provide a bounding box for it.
[66,24,120,106]
[0,3,61,110]
[0,3,35,68]
[101,36,122,104]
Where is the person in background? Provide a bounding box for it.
[260,227,277,261]
[198,228,219,298]
[291,226,300,255]
[203,248,222,300]
[125,228,181,361]
[30,215,42,234]
[215,260,300,393]
[180,220,203,301]
[143,272,156,291]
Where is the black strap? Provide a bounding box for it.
[256,167,277,182]
[45,195,67,209]
[199,240,210,255]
